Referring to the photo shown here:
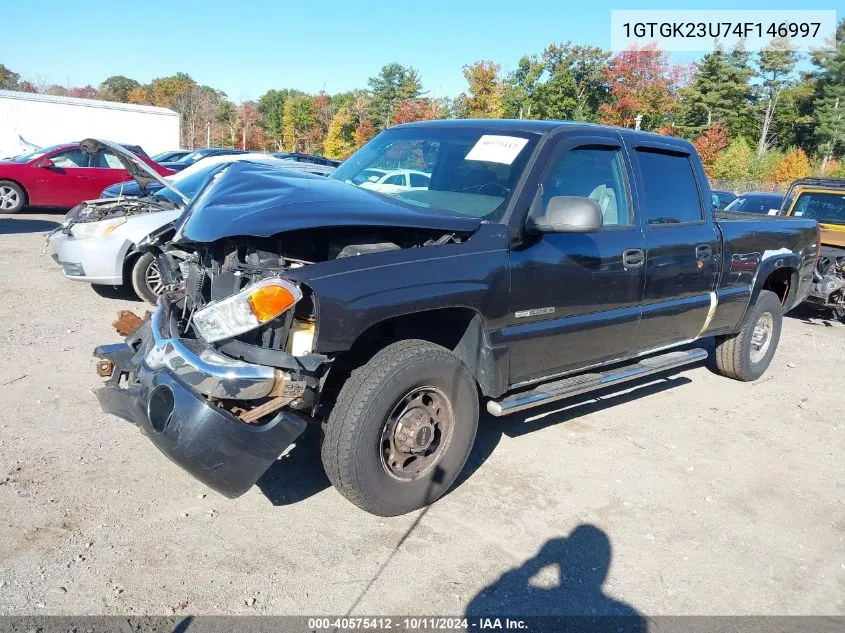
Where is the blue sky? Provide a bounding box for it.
[2,0,836,100]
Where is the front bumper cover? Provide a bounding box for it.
[93,305,307,498]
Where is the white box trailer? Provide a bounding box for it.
[0,89,180,158]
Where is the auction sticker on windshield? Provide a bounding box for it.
[465,135,529,165]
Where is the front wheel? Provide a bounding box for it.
[714,290,783,382]
[321,339,479,516]
[0,181,26,214]
[130,253,167,304]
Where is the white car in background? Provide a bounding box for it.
[48,144,334,303]
[357,168,431,193]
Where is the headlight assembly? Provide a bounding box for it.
[69,216,127,239]
[192,278,302,343]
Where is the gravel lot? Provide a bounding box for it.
[1,210,843,618]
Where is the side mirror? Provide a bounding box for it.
[528,195,603,233]
[39,158,55,168]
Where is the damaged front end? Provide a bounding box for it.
[92,159,478,497]
[807,246,845,318]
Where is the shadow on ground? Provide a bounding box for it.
[456,372,694,491]
[466,525,645,632]
[257,366,698,508]
[91,283,144,302]
[785,302,843,328]
[257,423,331,505]
[0,217,60,234]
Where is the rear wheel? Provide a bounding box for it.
[321,339,479,516]
[714,290,783,381]
[0,181,26,214]
[130,253,167,304]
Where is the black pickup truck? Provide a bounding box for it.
[93,120,819,516]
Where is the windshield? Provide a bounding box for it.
[330,126,539,221]
[725,194,783,214]
[177,150,208,164]
[791,191,845,225]
[11,145,63,164]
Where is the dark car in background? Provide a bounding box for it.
[711,189,737,209]
[724,192,785,215]
[159,147,250,173]
[152,150,190,163]
[272,152,341,167]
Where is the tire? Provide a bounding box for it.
[130,253,165,304]
[714,290,783,382]
[0,181,26,214]
[321,339,479,516]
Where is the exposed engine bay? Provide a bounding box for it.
[135,226,464,423]
[811,246,845,318]
[66,196,178,224]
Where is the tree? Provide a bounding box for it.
[216,100,238,148]
[541,43,610,120]
[68,85,98,100]
[501,55,545,119]
[282,94,315,152]
[367,63,423,130]
[126,87,150,105]
[324,108,356,159]
[257,89,305,150]
[769,148,811,182]
[99,75,140,102]
[755,38,800,157]
[713,137,755,180]
[237,101,261,150]
[353,119,376,149]
[459,61,503,118]
[599,43,685,130]
[813,19,845,162]
[149,72,195,108]
[173,85,222,149]
[692,123,729,177]
[677,44,754,138]
[0,64,22,90]
[392,98,437,125]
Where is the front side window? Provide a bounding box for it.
[543,147,632,226]
[331,127,539,220]
[50,149,90,168]
[636,149,703,225]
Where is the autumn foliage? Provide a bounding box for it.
[599,43,686,130]
[692,124,729,177]
[770,149,812,183]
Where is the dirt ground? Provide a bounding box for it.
[0,210,843,618]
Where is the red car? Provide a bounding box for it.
[0,143,173,214]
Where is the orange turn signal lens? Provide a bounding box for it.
[248,284,297,322]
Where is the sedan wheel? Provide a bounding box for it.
[0,183,25,213]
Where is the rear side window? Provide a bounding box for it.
[636,149,703,225]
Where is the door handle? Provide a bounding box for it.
[622,248,645,270]
[695,244,713,260]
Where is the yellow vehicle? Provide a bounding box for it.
[781,178,845,319]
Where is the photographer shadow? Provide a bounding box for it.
[466,525,645,632]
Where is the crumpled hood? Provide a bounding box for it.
[175,160,482,243]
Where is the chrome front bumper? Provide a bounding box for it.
[144,298,284,400]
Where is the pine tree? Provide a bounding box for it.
[678,44,754,138]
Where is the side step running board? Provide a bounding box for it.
[486,348,708,417]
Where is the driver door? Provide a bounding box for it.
[32,148,100,206]
[505,133,646,385]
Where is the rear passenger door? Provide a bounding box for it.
[627,142,720,350]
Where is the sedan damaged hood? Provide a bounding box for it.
[79,138,189,204]
[174,161,482,243]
